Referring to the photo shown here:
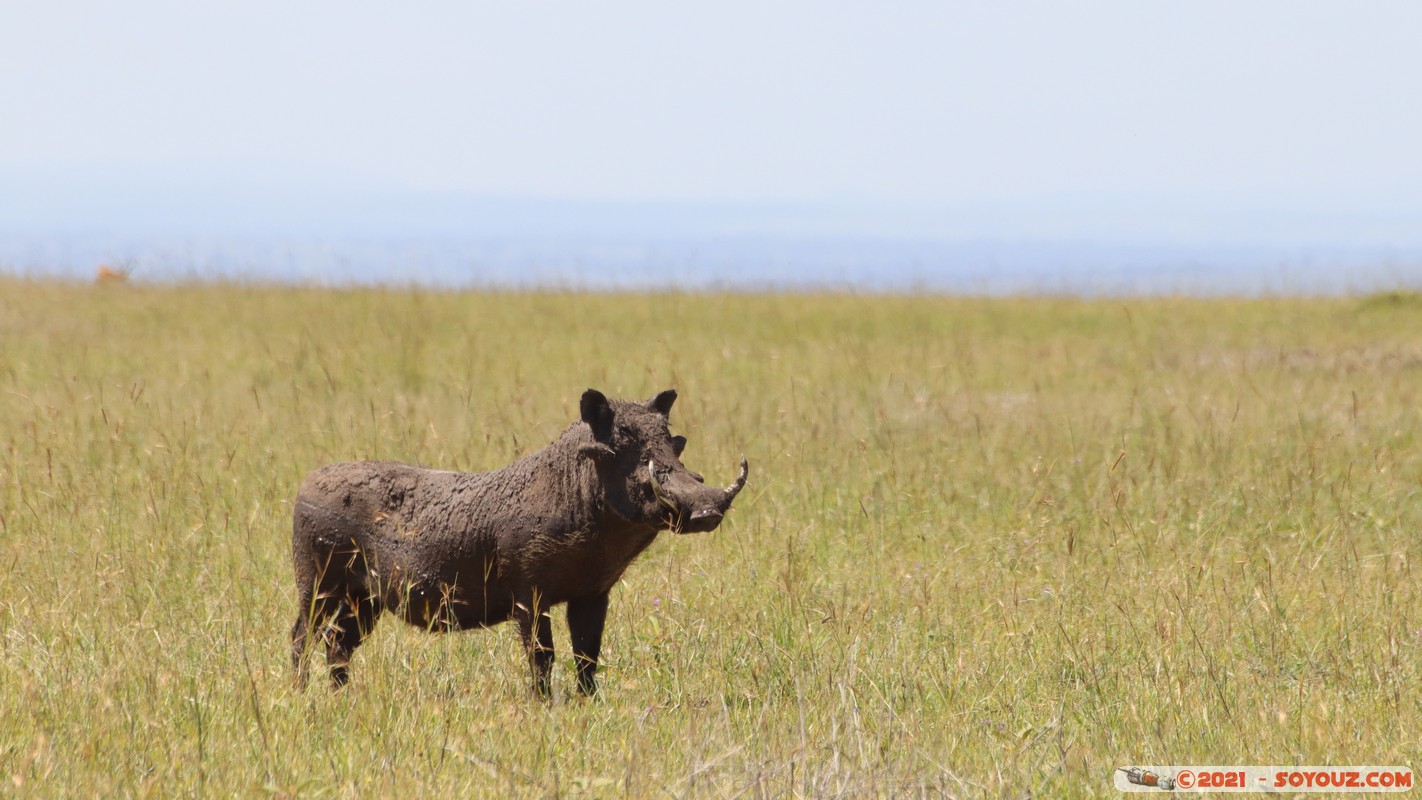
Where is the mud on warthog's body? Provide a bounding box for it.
[289,388,748,697]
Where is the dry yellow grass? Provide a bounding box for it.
[0,279,1419,797]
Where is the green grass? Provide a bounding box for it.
[1,279,1419,797]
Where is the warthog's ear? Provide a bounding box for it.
[671,435,687,456]
[579,389,616,460]
[647,389,677,416]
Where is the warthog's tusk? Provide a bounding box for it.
[648,459,684,531]
[647,460,679,513]
[723,456,749,502]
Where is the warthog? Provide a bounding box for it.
[289,388,748,697]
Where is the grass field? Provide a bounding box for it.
[1,279,1419,797]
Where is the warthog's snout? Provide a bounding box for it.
[649,456,749,533]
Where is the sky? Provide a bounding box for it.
[3,1,1422,247]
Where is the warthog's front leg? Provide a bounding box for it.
[567,592,609,697]
[515,592,555,699]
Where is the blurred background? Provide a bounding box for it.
[3,1,1421,293]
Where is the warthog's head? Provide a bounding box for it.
[578,388,748,533]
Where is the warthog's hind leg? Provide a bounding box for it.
[290,579,323,689]
[567,592,609,697]
[325,595,382,689]
[291,616,312,689]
